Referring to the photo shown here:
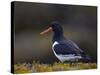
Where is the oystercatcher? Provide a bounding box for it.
[40,21,91,62]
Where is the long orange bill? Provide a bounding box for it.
[40,27,53,35]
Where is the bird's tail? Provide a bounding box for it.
[81,52,91,62]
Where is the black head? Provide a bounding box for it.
[40,21,63,36]
[50,21,64,42]
[40,21,64,42]
[50,21,63,32]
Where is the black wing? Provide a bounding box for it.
[53,39,83,55]
[65,39,83,53]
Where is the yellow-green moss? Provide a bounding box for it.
[14,61,97,74]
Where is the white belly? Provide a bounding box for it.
[52,41,82,62]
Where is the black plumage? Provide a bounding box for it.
[41,21,91,62]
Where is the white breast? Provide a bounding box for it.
[52,41,59,58]
[52,41,63,61]
[52,41,59,48]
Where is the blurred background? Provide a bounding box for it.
[13,1,97,64]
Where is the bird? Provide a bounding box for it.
[40,21,91,63]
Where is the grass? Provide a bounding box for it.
[14,61,97,74]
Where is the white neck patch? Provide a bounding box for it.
[52,41,59,48]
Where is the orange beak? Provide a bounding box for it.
[40,27,53,35]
